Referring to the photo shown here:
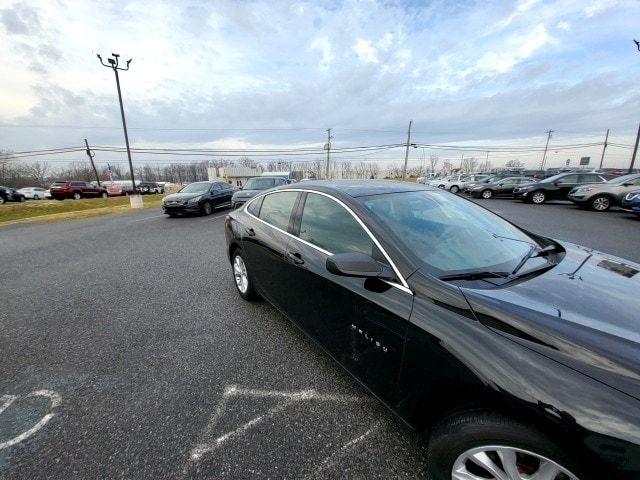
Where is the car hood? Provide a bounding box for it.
[232,189,262,198]
[461,242,640,399]
[164,192,202,202]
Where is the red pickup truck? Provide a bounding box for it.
[49,181,109,200]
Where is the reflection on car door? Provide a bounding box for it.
[241,191,301,311]
[282,192,412,404]
[552,174,580,199]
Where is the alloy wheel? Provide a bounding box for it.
[450,185,460,193]
[452,446,580,480]
[233,255,249,294]
[531,191,546,204]
[591,196,610,211]
[203,202,212,215]
[482,190,493,199]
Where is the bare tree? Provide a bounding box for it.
[429,154,439,174]
[461,157,479,173]
[368,163,379,179]
[505,159,524,168]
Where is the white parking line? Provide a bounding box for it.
[127,214,166,223]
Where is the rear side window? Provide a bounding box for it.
[298,193,373,255]
[247,196,263,216]
[258,192,298,231]
[71,182,85,187]
[556,175,579,184]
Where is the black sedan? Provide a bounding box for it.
[224,180,640,480]
[468,176,536,198]
[0,185,26,204]
[161,181,233,217]
[231,176,290,209]
[513,172,609,204]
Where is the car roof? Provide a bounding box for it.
[276,179,431,198]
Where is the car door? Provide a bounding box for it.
[281,191,412,404]
[207,183,222,207]
[551,174,580,199]
[495,178,517,196]
[218,182,234,207]
[241,191,301,310]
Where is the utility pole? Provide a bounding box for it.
[324,128,333,179]
[401,120,413,181]
[84,139,101,186]
[97,53,136,193]
[485,151,490,171]
[629,122,640,174]
[540,129,554,171]
[599,129,609,169]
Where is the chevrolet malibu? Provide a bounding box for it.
[224,180,639,480]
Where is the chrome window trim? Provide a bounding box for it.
[243,189,413,295]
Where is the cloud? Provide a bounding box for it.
[310,36,334,70]
[353,38,379,64]
[0,4,40,35]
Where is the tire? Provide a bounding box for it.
[33,195,39,200]
[530,190,546,204]
[19,196,26,202]
[101,192,108,199]
[481,189,493,199]
[72,192,82,200]
[589,195,611,212]
[427,411,591,480]
[450,185,460,193]
[202,201,212,216]
[438,185,445,189]
[0,196,5,205]
[231,250,257,301]
[142,185,150,193]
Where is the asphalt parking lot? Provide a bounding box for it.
[0,198,638,479]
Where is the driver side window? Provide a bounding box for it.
[298,193,373,255]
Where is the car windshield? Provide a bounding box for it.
[179,183,211,193]
[607,174,637,184]
[361,190,541,276]
[244,178,279,190]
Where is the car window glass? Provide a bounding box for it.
[556,175,579,184]
[299,193,373,255]
[247,196,263,216]
[577,174,598,183]
[258,191,299,231]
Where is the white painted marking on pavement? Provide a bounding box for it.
[184,385,374,476]
[0,390,62,450]
[127,214,165,223]
[303,422,382,479]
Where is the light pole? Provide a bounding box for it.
[97,53,136,193]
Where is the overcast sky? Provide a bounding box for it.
[1,0,640,170]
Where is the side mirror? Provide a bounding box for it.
[623,182,634,187]
[326,252,394,280]
[553,182,559,186]
[498,183,504,186]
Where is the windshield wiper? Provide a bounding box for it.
[510,244,559,277]
[440,271,510,281]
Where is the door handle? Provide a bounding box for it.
[245,227,256,237]
[287,251,304,265]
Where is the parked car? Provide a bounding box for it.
[161,181,233,217]
[138,182,164,194]
[17,187,49,200]
[0,186,26,204]
[469,176,537,199]
[567,173,640,211]
[463,173,521,193]
[225,180,640,480]
[441,174,489,193]
[621,189,640,217]
[513,172,610,204]
[231,176,290,209]
[49,181,109,200]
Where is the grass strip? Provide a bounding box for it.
[0,196,163,225]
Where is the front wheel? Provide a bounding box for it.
[101,192,108,199]
[19,196,26,202]
[427,412,590,480]
[530,191,546,204]
[72,192,82,200]
[590,195,610,211]
[33,195,39,200]
[202,201,212,215]
[481,189,493,199]
[232,250,257,301]
[449,185,460,193]
[0,196,5,204]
